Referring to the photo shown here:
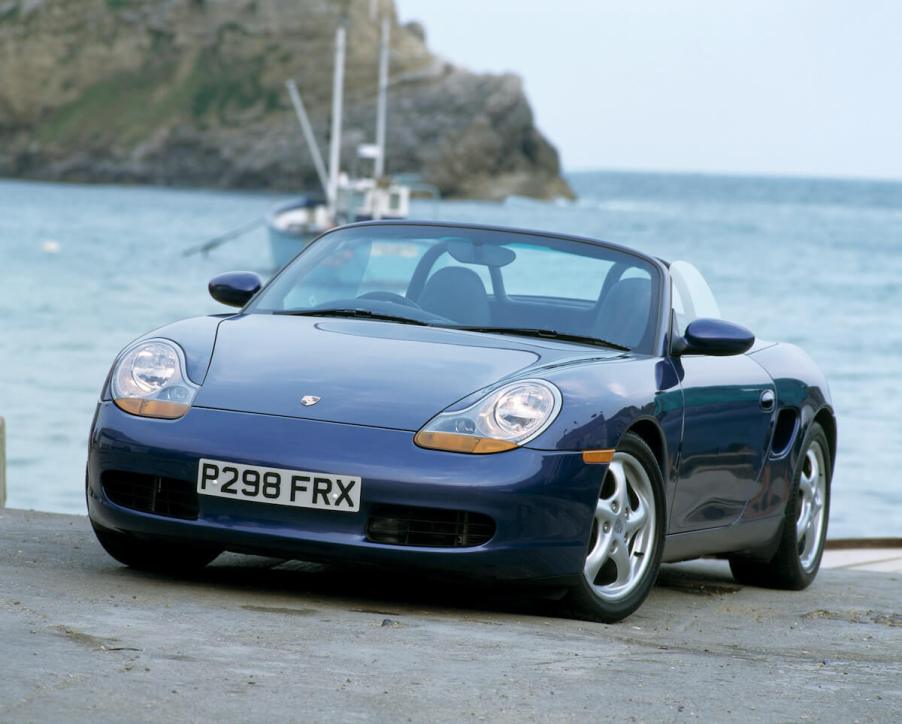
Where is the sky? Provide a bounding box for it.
[397,0,902,180]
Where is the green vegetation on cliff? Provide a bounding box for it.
[0,0,572,199]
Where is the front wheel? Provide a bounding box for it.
[92,522,222,574]
[729,422,831,589]
[563,433,665,623]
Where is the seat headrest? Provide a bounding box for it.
[594,277,652,350]
[418,267,491,326]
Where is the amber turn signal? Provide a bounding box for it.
[114,398,191,420]
[414,431,517,454]
[582,449,615,464]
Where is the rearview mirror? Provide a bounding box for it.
[672,318,754,357]
[208,271,262,308]
[446,240,516,267]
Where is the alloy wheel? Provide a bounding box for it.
[797,439,827,571]
[583,451,657,602]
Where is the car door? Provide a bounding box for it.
[670,354,775,532]
[666,262,776,533]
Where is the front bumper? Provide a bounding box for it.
[87,403,605,582]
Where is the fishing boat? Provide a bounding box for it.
[336,172,410,222]
[266,195,331,270]
[267,17,413,269]
[267,176,411,269]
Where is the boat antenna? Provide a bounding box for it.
[285,79,330,199]
[374,16,390,179]
[327,23,347,217]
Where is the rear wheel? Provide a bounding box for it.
[729,423,831,589]
[92,522,222,574]
[563,433,665,623]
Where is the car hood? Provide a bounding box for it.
[192,314,608,430]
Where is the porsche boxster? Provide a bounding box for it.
[87,221,835,622]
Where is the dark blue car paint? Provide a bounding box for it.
[743,343,835,520]
[678,317,756,356]
[660,341,835,563]
[88,221,836,581]
[195,315,543,430]
[208,271,262,308]
[668,354,776,533]
[88,403,604,582]
[106,315,226,388]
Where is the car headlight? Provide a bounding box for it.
[111,339,199,419]
[414,379,562,454]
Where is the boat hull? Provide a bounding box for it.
[266,196,328,269]
[267,225,319,269]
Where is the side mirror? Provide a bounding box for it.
[672,318,755,357]
[208,271,262,308]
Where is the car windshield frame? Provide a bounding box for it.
[247,221,668,355]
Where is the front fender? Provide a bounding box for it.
[523,356,682,454]
[100,315,228,400]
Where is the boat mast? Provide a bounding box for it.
[327,24,347,217]
[285,79,330,199]
[374,16,390,180]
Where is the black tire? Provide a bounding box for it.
[729,422,832,590]
[562,432,666,623]
[91,522,222,574]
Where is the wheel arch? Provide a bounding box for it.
[622,417,667,485]
[813,406,837,470]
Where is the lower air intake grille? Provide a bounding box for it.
[102,471,199,520]
[366,505,496,548]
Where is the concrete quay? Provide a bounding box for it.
[1,508,899,723]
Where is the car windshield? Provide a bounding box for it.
[250,224,662,353]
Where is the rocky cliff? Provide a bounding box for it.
[0,0,572,199]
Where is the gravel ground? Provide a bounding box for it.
[1,508,899,723]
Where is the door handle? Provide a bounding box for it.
[759,389,775,412]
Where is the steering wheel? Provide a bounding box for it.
[357,291,421,309]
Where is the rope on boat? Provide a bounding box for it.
[182,218,264,257]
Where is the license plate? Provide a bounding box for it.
[197,458,361,512]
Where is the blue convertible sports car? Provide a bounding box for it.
[87,222,835,622]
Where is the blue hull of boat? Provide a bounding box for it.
[267,225,318,269]
[266,196,325,269]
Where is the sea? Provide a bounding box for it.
[1,171,900,539]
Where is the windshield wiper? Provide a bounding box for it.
[273,308,429,326]
[447,326,631,352]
